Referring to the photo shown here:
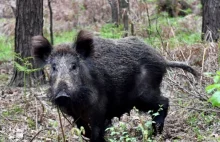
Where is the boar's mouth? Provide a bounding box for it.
[54,91,71,106]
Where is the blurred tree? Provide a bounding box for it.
[201,0,220,41]
[9,0,45,87]
[157,0,192,17]
[108,0,119,26]
[119,0,129,37]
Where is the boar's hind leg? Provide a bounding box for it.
[135,88,169,135]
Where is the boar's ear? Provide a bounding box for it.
[31,35,52,67]
[75,30,94,58]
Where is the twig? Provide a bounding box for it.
[180,49,187,62]
[35,97,38,131]
[170,104,220,113]
[167,76,207,101]
[57,108,66,142]
[30,128,55,142]
[60,110,73,125]
[200,47,207,85]
[155,14,172,60]
[32,92,46,123]
[145,2,152,45]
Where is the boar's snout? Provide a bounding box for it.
[54,91,71,106]
[55,91,70,99]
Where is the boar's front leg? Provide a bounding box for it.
[90,109,107,142]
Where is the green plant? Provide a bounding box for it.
[205,71,220,107]
[144,15,201,48]
[100,24,124,39]
[2,105,23,117]
[105,107,164,142]
[0,36,13,61]
[27,117,36,129]
[106,122,137,142]
[44,29,77,45]
[14,54,41,95]
[71,126,85,142]
[187,111,217,141]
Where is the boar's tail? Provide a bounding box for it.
[166,61,199,78]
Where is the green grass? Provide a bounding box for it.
[100,24,124,39]
[0,36,13,61]
[2,105,23,117]
[144,15,201,48]
[187,111,218,141]
[45,29,77,45]
[0,14,202,63]
[98,15,201,49]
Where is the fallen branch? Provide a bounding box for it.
[58,108,66,142]
[170,104,220,113]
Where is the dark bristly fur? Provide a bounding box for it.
[166,61,199,77]
[32,30,198,142]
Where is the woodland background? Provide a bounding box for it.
[0,0,219,141]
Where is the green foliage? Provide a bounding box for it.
[105,107,163,142]
[14,54,41,94]
[106,122,138,142]
[100,24,124,39]
[187,111,217,141]
[71,126,85,142]
[144,16,201,48]
[2,105,23,117]
[14,55,41,73]
[45,29,77,45]
[205,71,220,107]
[27,117,36,129]
[0,36,13,61]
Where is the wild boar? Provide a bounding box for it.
[31,30,198,142]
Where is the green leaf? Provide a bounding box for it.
[205,84,220,94]
[216,71,220,75]
[145,121,153,127]
[14,61,41,73]
[214,75,220,83]
[152,112,159,117]
[208,91,220,107]
[15,61,28,72]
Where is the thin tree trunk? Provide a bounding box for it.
[202,0,220,41]
[108,0,119,26]
[9,0,45,87]
[48,0,54,45]
[118,0,129,37]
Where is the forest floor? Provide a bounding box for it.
[0,0,220,141]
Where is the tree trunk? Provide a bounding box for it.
[9,0,45,87]
[118,0,129,37]
[202,0,220,42]
[108,0,119,26]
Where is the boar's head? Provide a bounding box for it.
[31,31,96,111]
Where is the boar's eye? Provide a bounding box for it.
[70,63,77,71]
[52,64,57,72]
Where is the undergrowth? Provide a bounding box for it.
[100,24,124,39]
[0,36,13,61]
